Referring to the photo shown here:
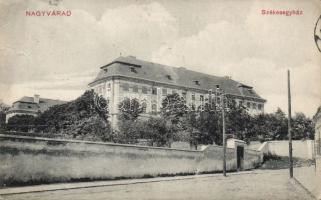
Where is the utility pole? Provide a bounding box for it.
[288,70,293,178]
[221,92,227,177]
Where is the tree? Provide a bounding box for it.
[195,98,222,145]
[33,90,111,141]
[118,98,144,121]
[7,115,36,132]
[117,98,144,144]
[0,102,9,132]
[160,93,189,147]
[292,112,314,140]
[225,100,253,143]
[140,117,171,147]
[161,93,187,124]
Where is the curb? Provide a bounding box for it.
[0,170,257,196]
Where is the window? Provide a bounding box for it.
[141,101,147,113]
[166,75,172,80]
[172,89,177,94]
[104,68,108,72]
[182,91,187,100]
[162,88,167,95]
[200,95,204,101]
[107,83,111,91]
[239,101,243,106]
[142,86,148,94]
[252,103,257,109]
[191,93,195,101]
[194,80,200,85]
[152,88,157,95]
[258,104,262,110]
[247,102,251,108]
[151,104,157,114]
[123,83,129,91]
[191,103,196,111]
[217,97,221,104]
[133,85,139,93]
[130,67,137,73]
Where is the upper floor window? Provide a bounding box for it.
[252,103,257,109]
[247,102,251,108]
[166,75,172,80]
[191,93,195,101]
[162,88,167,95]
[133,85,139,93]
[217,97,221,104]
[239,100,243,107]
[142,86,148,94]
[152,88,157,95]
[200,95,204,101]
[258,104,262,110]
[172,89,177,94]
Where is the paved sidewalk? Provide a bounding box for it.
[294,166,321,199]
[0,169,314,200]
[0,171,255,195]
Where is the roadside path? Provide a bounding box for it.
[0,169,314,200]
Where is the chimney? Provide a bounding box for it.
[34,94,40,104]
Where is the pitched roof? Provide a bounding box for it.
[90,56,265,101]
[11,96,67,113]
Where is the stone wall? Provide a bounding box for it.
[0,134,262,186]
[266,140,314,159]
[248,140,315,159]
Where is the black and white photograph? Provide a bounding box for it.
[0,0,321,199]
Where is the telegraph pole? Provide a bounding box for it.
[222,92,227,177]
[288,70,293,178]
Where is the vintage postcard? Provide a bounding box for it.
[0,0,321,199]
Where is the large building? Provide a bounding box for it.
[6,95,66,122]
[89,56,266,127]
[314,106,321,156]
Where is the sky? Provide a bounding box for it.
[0,0,320,117]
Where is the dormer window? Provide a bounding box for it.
[130,67,137,73]
[166,75,172,80]
[194,80,200,85]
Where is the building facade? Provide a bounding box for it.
[89,56,266,127]
[6,94,66,122]
[314,107,321,156]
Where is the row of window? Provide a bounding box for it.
[120,83,264,111]
[122,83,201,100]
[94,83,111,94]
[239,101,263,110]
